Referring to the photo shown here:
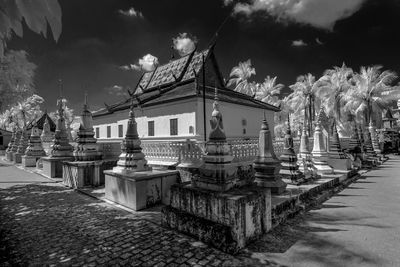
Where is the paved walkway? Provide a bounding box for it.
[1,157,399,266]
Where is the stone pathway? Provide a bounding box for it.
[0,162,278,266]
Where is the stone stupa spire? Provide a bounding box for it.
[50,96,74,157]
[24,124,46,158]
[311,109,333,175]
[279,114,304,184]
[113,98,151,173]
[329,120,346,159]
[298,108,311,172]
[73,93,102,161]
[369,117,382,155]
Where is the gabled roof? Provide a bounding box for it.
[26,113,56,132]
[93,47,280,118]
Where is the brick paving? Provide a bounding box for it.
[0,176,280,266]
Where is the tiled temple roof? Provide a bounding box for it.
[26,113,56,132]
[93,48,279,117]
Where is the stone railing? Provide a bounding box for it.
[98,136,351,167]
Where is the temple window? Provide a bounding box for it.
[148,121,155,136]
[170,119,178,136]
[107,126,111,138]
[118,125,123,137]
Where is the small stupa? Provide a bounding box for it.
[112,98,151,174]
[22,125,46,167]
[311,110,333,175]
[327,121,352,171]
[40,115,53,142]
[50,98,74,157]
[253,112,286,193]
[5,129,16,161]
[357,124,367,156]
[297,122,313,180]
[369,119,382,155]
[329,121,346,159]
[73,93,102,161]
[14,129,29,163]
[192,88,236,191]
[10,130,21,157]
[279,115,304,185]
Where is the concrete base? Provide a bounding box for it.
[255,177,287,194]
[13,152,23,164]
[5,152,14,161]
[41,156,74,178]
[63,160,117,188]
[104,169,179,211]
[162,183,271,254]
[21,155,40,167]
[328,158,352,172]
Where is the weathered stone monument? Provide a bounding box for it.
[22,125,46,167]
[104,99,178,210]
[13,130,28,163]
[297,123,313,180]
[9,130,21,162]
[162,90,271,254]
[311,111,333,176]
[63,94,115,188]
[327,121,352,172]
[40,115,54,155]
[358,124,375,167]
[369,119,383,157]
[347,116,362,169]
[279,116,304,185]
[5,129,16,161]
[41,98,74,178]
[253,113,286,193]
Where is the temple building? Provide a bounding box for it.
[92,46,279,141]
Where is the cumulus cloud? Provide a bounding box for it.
[292,39,307,46]
[173,33,197,56]
[226,0,366,31]
[105,85,129,97]
[119,54,159,72]
[118,7,143,18]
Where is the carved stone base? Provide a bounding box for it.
[312,157,334,176]
[5,152,14,161]
[21,155,40,167]
[42,156,74,178]
[328,158,352,172]
[13,152,23,163]
[62,160,117,188]
[104,170,179,211]
[162,183,271,254]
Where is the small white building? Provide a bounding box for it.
[92,47,279,141]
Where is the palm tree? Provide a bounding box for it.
[227,59,257,96]
[316,63,353,122]
[255,76,284,106]
[343,65,398,126]
[287,73,319,135]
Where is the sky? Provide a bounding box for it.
[7,0,400,112]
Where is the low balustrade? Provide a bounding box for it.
[98,136,351,167]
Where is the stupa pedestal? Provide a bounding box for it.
[63,95,117,188]
[279,118,304,185]
[9,130,21,162]
[311,119,333,176]
[328,121,352,172]
[104,101,179,210]
[42,99,74,178]
[163,93,271,254]
[5,130,16,161]
[22,126,46,167]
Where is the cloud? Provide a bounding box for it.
[226,0,366,31]
[119,54,159,72]
[105,85,129,97]
[118,7,143,18]
[292,39,307,46]
[172,33,197,56]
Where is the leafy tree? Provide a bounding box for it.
[287,73,319,135]
[342,65,398,126]
[0,50,37,111]
[227,59,257,96]
[255,76,284,106]
[0,0,62,55]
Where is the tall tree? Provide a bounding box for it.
[0,0,62,55]
[343,65,398,126]
[227,59,257,96]
[287,73,319,135]
[0,50,37,112]
[316,63,353,121]
[255,76,284,106]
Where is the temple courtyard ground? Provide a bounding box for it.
[0,156,399,267]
